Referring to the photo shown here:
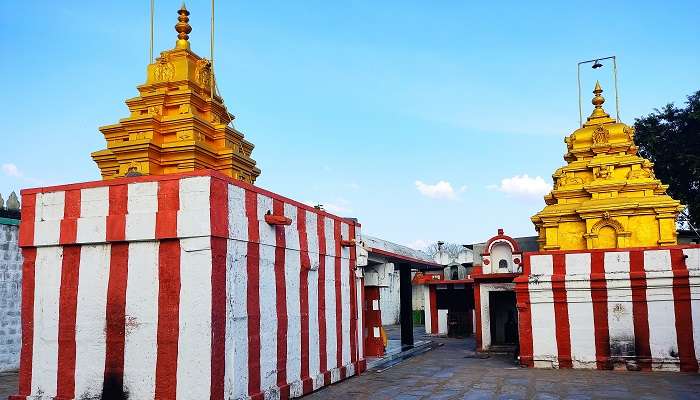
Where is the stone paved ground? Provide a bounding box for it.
[0,337,697,399]
[307,336,700,400]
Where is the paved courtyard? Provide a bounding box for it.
[0,335,698,399]
[307,335,700,400]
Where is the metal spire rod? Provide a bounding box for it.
[210,0,215,99]
[150,0,155,63]
[577,56,620,126]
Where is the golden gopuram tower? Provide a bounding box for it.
[532,82,683,251]
[92,5,261,183]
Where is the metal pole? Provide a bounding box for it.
[210,0,215,99]
[150,0,154,63]
[613,56,620,122]
[577,63,583,127]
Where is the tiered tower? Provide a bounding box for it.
[92,5,261,183]
[532,82,683,250]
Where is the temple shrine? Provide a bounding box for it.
[6,4,700,399]
[91,5,261,183]
[531,82,683,250]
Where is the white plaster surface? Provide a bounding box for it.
[177,237,213,399]
[76,187,108,243]
[74,244,111,397]
[126,182,157,241]
[30,246,63,396]
[123,241,159,399]
[528,255,557,364]
[178,176,212,238]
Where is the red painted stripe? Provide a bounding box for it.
[209,177,228,400]
[515,256,533,367]
[210,178,229,238]
[210,237,228,400]
[348,224,358,365]
[273,199,289,395]
[245,191,262,396]
[359,277,365,364]
[18,193,36,247]
[154,240,181,399]
[56,246,81,398]
[106,185,127,242]
[670,249,698,372]
[60,190,81,244]
[297,208,312,394]
[317,215,328,379]
[155,180,179,239]
[590,252,610,370]
[103,243,129,396]
[16,248,36,395]
[629,250,651,371]
[474,283,482,351]
[429,285,438,334]
[551,254,572,368]
[334,220,343,371]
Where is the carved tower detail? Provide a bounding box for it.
[532,82,683,250]
[92,4,261,183]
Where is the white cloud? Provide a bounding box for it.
[1,163,21,177]
[492,174,551,198]
[1,162,47,187]
[415,180,462,200]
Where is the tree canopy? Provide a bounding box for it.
[634,90,700,229]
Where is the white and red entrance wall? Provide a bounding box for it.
[13,170,365,400]
[516,246,700,371]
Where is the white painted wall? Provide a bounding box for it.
[379,269,400,326]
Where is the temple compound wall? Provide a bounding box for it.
[12,170,365,400]
[0,219,22,372]
[516,246,700,372]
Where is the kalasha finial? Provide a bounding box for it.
[586,80,611,121]
[175,3,192,50]
[592,81,605,108]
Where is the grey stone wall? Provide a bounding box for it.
[0,222,21,372]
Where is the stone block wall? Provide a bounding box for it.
[0,222,21,372]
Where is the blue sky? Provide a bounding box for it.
[2,1,699,249]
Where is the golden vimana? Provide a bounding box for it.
[532,81,683,251]
[92,4,261,183]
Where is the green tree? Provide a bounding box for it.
[634,90,700,229]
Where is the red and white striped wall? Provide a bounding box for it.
[13,170,365,400]
[516,246,700,372]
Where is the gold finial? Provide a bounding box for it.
[587,81,610,121]
[175,3,192,50]
[592,81,604,108]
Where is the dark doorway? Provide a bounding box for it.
[435,284,474,338]
[489,291,517,345]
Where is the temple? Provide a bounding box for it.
[531,82,683,250]
[91,5,261,183]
